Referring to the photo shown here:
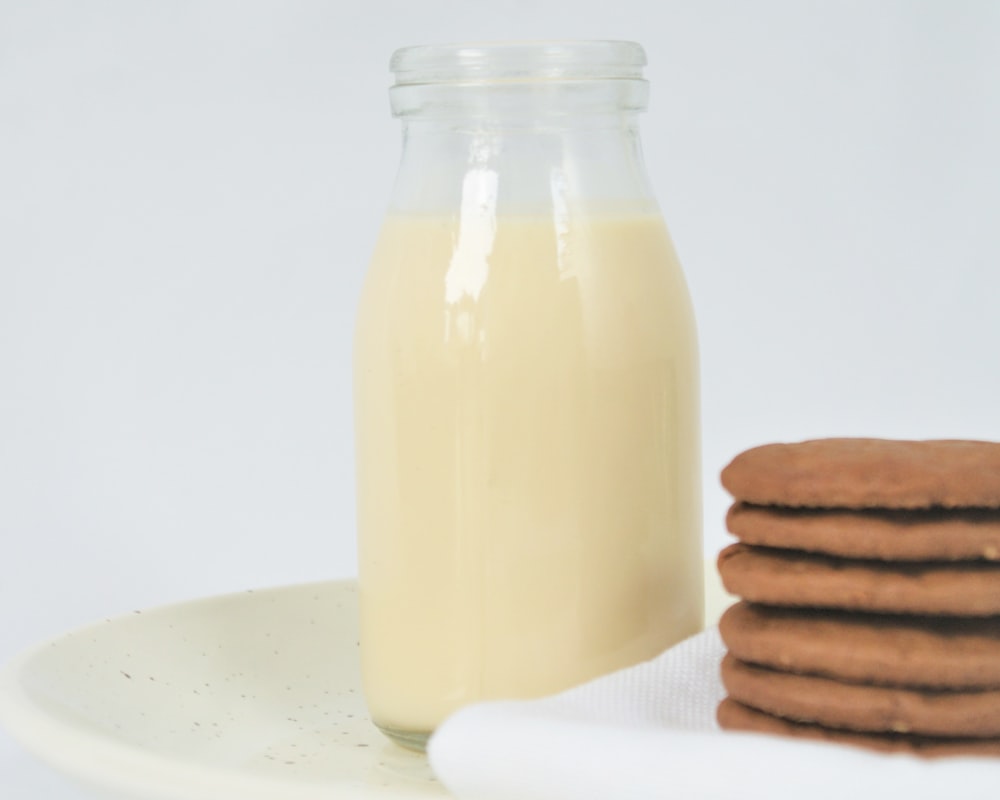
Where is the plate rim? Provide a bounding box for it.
[0,578,378,800]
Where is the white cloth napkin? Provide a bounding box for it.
[428,628,1000,800]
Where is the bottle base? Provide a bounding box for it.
[375,721,431,752]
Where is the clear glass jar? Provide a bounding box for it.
[353,41,703,751]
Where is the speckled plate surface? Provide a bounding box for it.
[0,567,732,800]
[0,580,446,800]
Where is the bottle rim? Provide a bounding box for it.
[390,41,647,86]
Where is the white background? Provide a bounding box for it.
[2,1,998,795]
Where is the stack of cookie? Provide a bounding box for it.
[715,438,1000,757]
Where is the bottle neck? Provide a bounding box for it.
[386,42,657,217]
[388,110,657,217]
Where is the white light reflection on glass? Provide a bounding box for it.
[444,149,497,348]
[550,166,573,279]
[444,167,498,306]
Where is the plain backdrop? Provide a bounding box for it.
[2,1,998,795]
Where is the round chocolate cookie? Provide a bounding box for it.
[721,438,1000,509]
[720,654,1000,738]
[719,601,1000,689]
[717,543,1000,616]
[717,698,1000,758]
[727,503,1000,561]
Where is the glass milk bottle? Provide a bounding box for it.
[354,41,703,750]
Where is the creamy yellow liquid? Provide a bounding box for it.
[354,212,702,737]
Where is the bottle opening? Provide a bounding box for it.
[389,41,650,120]
[391,41,647,86]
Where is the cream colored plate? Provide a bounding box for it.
[0,564,732,800]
